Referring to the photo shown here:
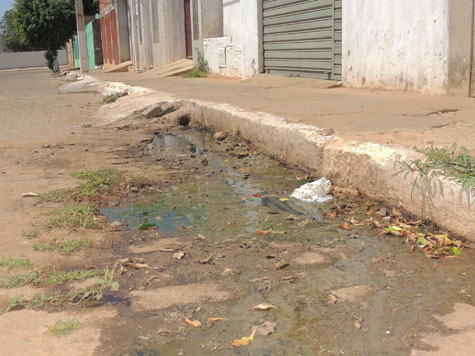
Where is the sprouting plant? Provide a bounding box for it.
[0,257,32,270]
[49,318,81,336]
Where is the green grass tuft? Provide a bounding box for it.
[46,205,99,229]
[1,272,41,288]
[101,92,125,105]
[71,169,123,197]
[46,269,96,285]
[49,318,81,336]
[182,52,210,78]
[0,257,32,270]
[400,143,475,192]
[22,230,40,240]
[61,238,93,255]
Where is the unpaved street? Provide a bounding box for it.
[0,70,474,356]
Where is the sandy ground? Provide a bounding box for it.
[0,70,474,356]
[90,70,475,155]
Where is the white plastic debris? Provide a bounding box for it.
[290,177,333,203]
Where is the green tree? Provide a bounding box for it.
[0,9,34,52]
[13,0,99,72]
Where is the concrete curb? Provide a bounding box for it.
[59,76,475,241]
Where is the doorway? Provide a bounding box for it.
[184,0,193,58]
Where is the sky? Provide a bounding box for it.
[0,0,15,18]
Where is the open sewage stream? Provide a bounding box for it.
[95,127,474,356]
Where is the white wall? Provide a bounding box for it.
[0,50,68,70]
[202,0,260,79]
[343,0,449,94]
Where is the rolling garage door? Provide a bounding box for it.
[263,0,342,80]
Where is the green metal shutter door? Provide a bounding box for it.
[263,0,342,80]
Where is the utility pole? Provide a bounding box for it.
[75,0,89,73]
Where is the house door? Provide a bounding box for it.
[184,0,193,58]
[262,0,342,80]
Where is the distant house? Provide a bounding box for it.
[101,0,475,96]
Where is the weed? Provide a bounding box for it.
[71,169,122,197]
[6,295,23,312]
[61,238,93,254]
[101,92,125,105]
[33,239,57,252]
[182,52,210,78]
[1,272,41,288]
[0,257,32,270]
[39,189,70,203]
[128,175,151,189]
[69,265,119,304]
[399,143,475,193]
[46,205,99,229]
[46,269,96,284]
[49,318,81,336]
[22,229,40,240]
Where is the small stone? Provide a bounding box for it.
[110,221,123,227]
[327,294,337,304]
[236,151,249,158]
[142,103,163,119]
[376,207,387,217]
[254,321,277,336]
[213,131,227,141]
[173,251,185,260]
[354,320,362,329]
[82,122,92,128]
[22,192,39,198]
[57,169,67,175]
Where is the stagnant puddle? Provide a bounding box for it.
[98,129,474,356]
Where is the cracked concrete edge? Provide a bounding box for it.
[58,76,475,240]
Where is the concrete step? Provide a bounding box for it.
[104,60,133,73]
[142,59,194,77]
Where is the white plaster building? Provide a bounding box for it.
[122,0,475,96]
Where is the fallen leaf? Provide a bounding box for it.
[281,275,296,282]
[198,255,214,264]
[274,261,289,270]
[253,193,261,197]
[270,231,286,235]
[354,320,362,329]
[451,246,462,256]
[253,303,278,311]
[256,229,270,235]
[207,317,229,323]
[286,214,298,220]
[158,248,175,252]
[184,317,201,328]
[173,251,185,260]
[339,222,352,230]
[232,329,256,348]
[279,198,289,202]
[417,237,430,246]
[299,219,310,227]
[250,277,270,283]
[350,218,365,226]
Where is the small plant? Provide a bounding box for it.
[399,143,475,193]
[0,257,32,270]
[49,318,81,336]
[39,189,70,203]
[1,272,41,288]
[68,265,119,304]
[61,238,93,255]
[46,205,99,229]
[22,230,40,240]
[46,269,96,285]
[6,295,23,312]
[182,52,210,78]
[33,239,57,252]
[71,169,123,197]
[101,92,125,105]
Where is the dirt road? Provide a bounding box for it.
[0,70,474,356]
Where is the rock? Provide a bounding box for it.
[110,221,123,227]
[57,169,67,175]
[173,251,185,260]
[163,108,191,126]
[142,103,163,119]
[22,192,39,198]
[376,207,387,217]
[236,151,249,158]
[82,122,92,128]
[214,131,227,141]
[254,321,277,336]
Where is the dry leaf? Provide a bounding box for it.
[173,251,185,260]
[339,222,352,230]
[350,218,365,226]
[184,317,201,328]
[253,193,261,197]
[279,198,289,202]
[158,248,175,252]
[232,329,256,347]
[256,229,270,235]
[253,303,278,311]
[274,261,289,270]
[207,317,229,323]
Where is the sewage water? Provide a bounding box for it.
[98,129,475,356]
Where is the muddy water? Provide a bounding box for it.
[99,128,474,356]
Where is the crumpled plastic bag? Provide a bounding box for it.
[290,177,333,203]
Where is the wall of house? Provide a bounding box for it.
[0,50,68,70]
[200,0,260,79]
[342,0,450,94]
[151,0,187,68]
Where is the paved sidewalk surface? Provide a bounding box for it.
[91,70,475,155]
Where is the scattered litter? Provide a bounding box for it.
[184,317,201,328]
[207,317,229,324]
[274,261,290,270]
[118,257,150,270]
[110,221,123,227]
[22,192,39,198]
[253,303,278,311]
[197,255,214,265]
[158,248,175,253]
[290,177,333,203]
[281,275,297,282]
[232,329,256,347]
